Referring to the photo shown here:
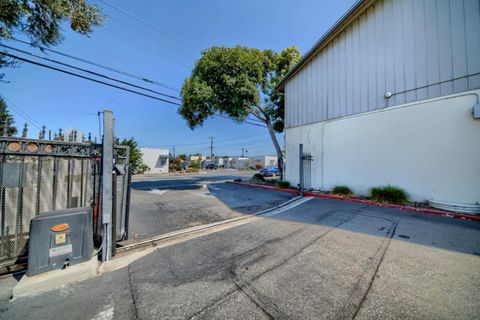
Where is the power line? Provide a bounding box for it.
[97,0,199,52]
[106,14,192,70]
[2,52,182,106]
[3,97,43,130]
[9,37,180,92]
[1,44,182,101]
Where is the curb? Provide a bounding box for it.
[227,181,480,222]
[227,181,298,194]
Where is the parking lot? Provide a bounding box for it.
[2,192,479,319]
[125,169,293,242]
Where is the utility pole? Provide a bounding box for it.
[241,147,244,157]
[209,137,214,163]
[172,145,176,158]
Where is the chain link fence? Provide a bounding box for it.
[0,139,101,270]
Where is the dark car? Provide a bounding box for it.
[205,163,218,170]
[259,166,280,177]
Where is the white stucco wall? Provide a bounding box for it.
[285,90,480,204]
[140,148,169,173]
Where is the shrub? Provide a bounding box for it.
[234,178,243,182]
[276,180,291,189]
[189,160,200,170]
[370,185,408,204]
[252,173,265,181]
[186,167,199,173]
[331,185,353,197]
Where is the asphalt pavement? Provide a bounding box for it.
[2,194,479,320]
[125,170,293,242]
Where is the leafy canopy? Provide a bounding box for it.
[0,97,18,136]
[179,46,301,133]
[119,137,146,174]
[0,0,103,80]
[0,0,104,45]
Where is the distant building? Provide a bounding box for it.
[229,156,254,169]
[253,155,277,168]
[64,128,84,142]
[140,148,169,173]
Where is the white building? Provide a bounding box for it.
[253,156,277,168]
[277,0,480,206]
[140,148,169,173]
[229,157,254,169]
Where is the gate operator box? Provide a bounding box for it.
[27,207,93,276]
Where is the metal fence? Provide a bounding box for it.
[0,137,102,270]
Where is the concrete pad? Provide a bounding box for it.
[12,256,99,299]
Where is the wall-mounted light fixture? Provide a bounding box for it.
[384,91,392,99]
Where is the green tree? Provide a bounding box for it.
[179,46,301,177]
[0,0,104,80]
[119,137,145,174]
[0,97,17,136]
[178,154,187,161]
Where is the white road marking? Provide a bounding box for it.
[147,189,168,195]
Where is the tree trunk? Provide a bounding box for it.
[264,116,284,180]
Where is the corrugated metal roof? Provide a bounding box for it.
[275,0,375,91]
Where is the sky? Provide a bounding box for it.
[0,0,356,156]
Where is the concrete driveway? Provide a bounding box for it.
[125,170,293,242]
[2,195,479,319]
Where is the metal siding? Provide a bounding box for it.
[450,0,468,93]
[437,0,454,96]
[285,0,480,128]
[413,0,428,101]
[465,0,480,89]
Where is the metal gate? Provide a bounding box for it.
[0,128,131,272]
[299,144,313,196]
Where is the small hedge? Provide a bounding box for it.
[331,185,353,197]
[370,185,408,205]
[252,173,265,181]
[276,180,291,188]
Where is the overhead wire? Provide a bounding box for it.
[2,52,182,106]
[0,44,182,101]
[105,14,192,70]
[9,37,180,92]
[96,0,199,52]
[2,97,43,130]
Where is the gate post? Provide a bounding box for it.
[299,143,304,196]
[102,110,114,261]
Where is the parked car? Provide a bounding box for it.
[259,166,280,177]
[205,163,218,170]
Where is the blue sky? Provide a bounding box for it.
[1,0,355,156]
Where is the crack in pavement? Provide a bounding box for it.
[335,213,399,320]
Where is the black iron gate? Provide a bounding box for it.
[0,134,131,272]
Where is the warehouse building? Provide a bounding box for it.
[277,0,480,208]
[140,148,169,173]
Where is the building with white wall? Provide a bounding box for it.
[140,148,169,174]
[277,0,480,207]
[253,156,277,168]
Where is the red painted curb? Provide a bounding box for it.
[226,181,298,194]
[226,181,480,222]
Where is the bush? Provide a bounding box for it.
[234,178,243,182]
[252,173,265,181]
[189,160,200,170]
[370,185,408,204]
[186,167,199,173]
[331,185,353,197]
[276,180,291,188]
